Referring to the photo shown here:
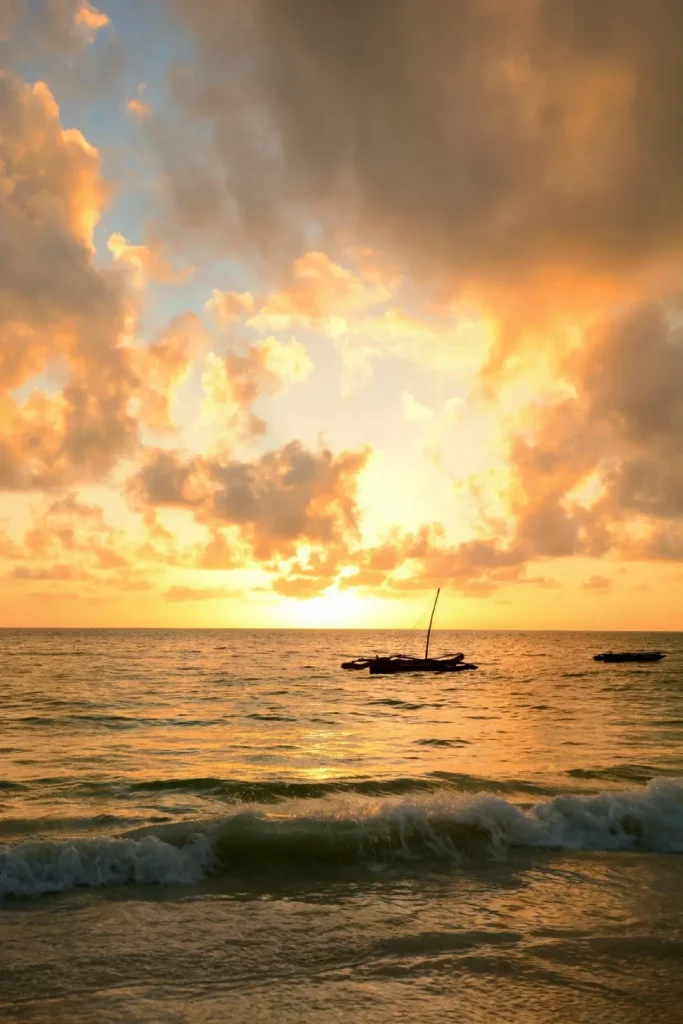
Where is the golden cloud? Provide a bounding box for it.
[133,440,370,561]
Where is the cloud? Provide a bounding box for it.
[0,70,214,491]
[159,0,683,451]
[271,525,530,600]
[11,494,135,579]
[581,574,613,592]
[501,302,683,564]
[207,252,394,395]
[3,3,682,615]
[2,1,123,98]
[75,1,108,36]
[113,578,153,592]
[167,1,683,296]
[134,451,205,508]
[205,249,489,396]
[200,335,312,443]
[193,530,246,570]
[1,491,204,600]
[579,305,683,519]
[248,250,391,334]
[0,0,21,40]
[209,442,369,558]
[402,392,433,423]
[126,97,150,119]
[94,547,129,569]
[0,70,136,488]
[147,0,683,592]
[11,562,90,581]
[107,232,191,286]
[11,0,110,54]
[131,313,208,434]
[164,585,238,602]
[375,538,526,596]
[522,576,562,590]
[205,289,256,327]
[26,589,83,602]
[0,526,21,558]
[133,440,370,560]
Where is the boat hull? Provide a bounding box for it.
[593,652,664,663]
[368,658,477,675]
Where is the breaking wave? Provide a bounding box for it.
[2,778,682,899]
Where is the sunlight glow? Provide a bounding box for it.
[286,588,374,628]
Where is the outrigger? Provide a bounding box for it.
[341,588,478,675]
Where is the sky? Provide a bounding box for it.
[1,0,682,629]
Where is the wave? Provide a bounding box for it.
[567,764,669,785]
[0,833,212,899]
[2,778,682,900]
[75,772,560,802]
[122,775,441,801]
[415,738,470,748]
[10,714,226,731]
[5,650,103,657]
[0,813,148,839]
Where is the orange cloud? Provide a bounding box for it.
[497,303,683,567]
[107,232,191,286]
[0,0,20,40]
[201,336,312,443]
[0,71,214,491]
[164,585,239,601]
[205,290,256,327]
[2,74,108,249]
[171,2,683,297]
[204,250,491,396]
[4,1,683,623]
[401,392,433,423]
[133,440,370,561]
[74,0,109,40]
[0,70,135,487]
[581,575,613,593]
[164,0,683,430]
[130,313,208,433]
[6,0,110,55]
[250,250,390,332]
[126,97,150,119]
[11,563,90,581]
[192,529,247,570]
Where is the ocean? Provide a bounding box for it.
[1,628,682,1023]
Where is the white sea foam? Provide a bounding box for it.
[2,778,682,899]
[0,832,213,899]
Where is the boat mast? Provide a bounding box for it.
[424,587,440,659]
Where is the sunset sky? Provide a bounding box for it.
[1,0,682,629]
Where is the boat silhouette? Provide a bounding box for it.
[593,651,665,663]
[341,588,478,674]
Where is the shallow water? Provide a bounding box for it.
[1,628,682,1022]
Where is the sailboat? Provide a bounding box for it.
[341,588,478,674]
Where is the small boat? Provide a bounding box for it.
[342,653,478,674]
[593,651,665,663]
[341,588,478,674]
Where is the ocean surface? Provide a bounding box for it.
[1,628,682,1023]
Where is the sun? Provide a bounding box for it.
[286,586,375,628]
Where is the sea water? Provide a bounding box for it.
[1,628,682,1022]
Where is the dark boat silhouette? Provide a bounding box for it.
[341,588,478,675]
[593,651,665,663]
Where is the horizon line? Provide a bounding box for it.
[1,626,680,633]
